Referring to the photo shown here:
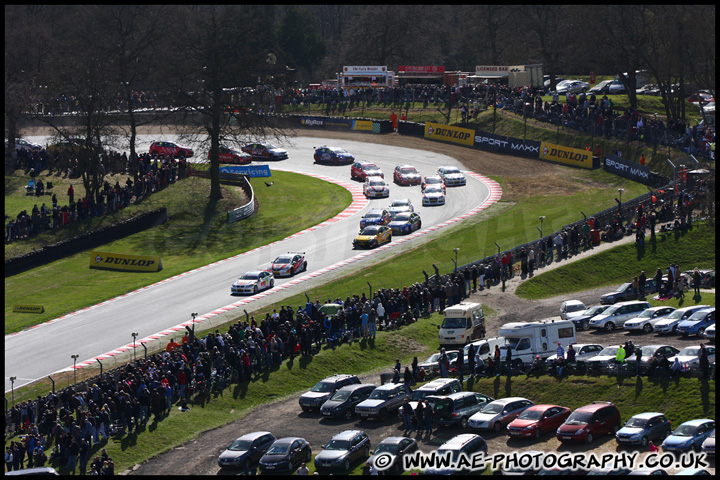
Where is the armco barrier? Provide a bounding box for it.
[188,168,256,223]
[5,208,168,277]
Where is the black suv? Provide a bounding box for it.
[314,430,371,472]
[299,374,361,412]
[217,431,276,470]
[321,383,376,420]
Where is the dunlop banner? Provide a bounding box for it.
[539,142,594,169]
[352,120,374,131]
[90,251,162,272]
[13,305,44,313]
[424,122,475,147]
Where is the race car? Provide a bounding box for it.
[363,176,390,198]
[353,225,392,249]
[393,165,421,186]
[388,212,422,235]
[241,142,289,160]
[212,145,252,165]
[359,209,392,229]
[231,270,275,295]
[388,199,414,216]
[313,146,355,165]
[351,161,383,181]
[268,252,307,277]
[437,166,466,186]
[149,140,194,158]
[422,184,446,206]
[422,175,446,193]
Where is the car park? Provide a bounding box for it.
[313,146,354,165]
[268,252,307,277]
[314,430,370,472]
[662,419,715,453]
[507,404,572,439]
[432,391,494,428]
[677,307,715,337]
[355,383,411,420]
[424,434,488,475]
[556,402,622,444]
[230,270,274,295]
[437,166,466,186]
[589,301,650,331]
[258,437,312,474]
[352,225,392,249]
[668,346,716,369]
[462,337,506,372]
[568,305,611,331]
[388,211,421,235]
[367,436,418,474]
[388,198,414,215]
[544,77,567,89]
[213,144,252,164]
[615,412,672,447]
[299,374,361,412]
[586,346,627,372]
[600,280,656,304]
[468,397,534,432]
[654,305,711,335]
[393,164,421,186]
[546,344,604,366]
[560,300,586,320]
[422,184,446,206]
[149,140,194,158]
[241,142,288,160]
[359,209,392,229]
[351,161,383,181]
[363,176,390,198]
[406,377,462,411]
[625,345,680,373]
[683,269,715,289]
[421,175,446,193]
[320,383,376,420]
[701,428,715,456]
[217,431,276,470]
[623,306,677,333]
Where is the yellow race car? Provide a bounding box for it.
[352,225,392,249]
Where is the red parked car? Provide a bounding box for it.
[556,402,622,444]
[507,404,571,439]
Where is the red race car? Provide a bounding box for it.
[350,161,383,181]
[211,145,252,165]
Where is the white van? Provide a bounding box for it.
[560,300,586,320]
[463,337,505,360]
[497,319,577,366]
[438,302,486,348]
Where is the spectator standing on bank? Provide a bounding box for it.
[693,267,702,295]
[639,270,647,298]
[67,184,74,204]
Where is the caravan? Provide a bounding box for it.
[497,319,577,367]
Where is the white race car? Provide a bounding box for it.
[269,252,307,277]
[422,184,445,206]
[437,166,466,187]
[231,270,275,295]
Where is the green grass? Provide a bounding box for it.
[4,171,351,333]
[516,222,716,300]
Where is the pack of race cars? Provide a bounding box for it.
[231,145,467,295]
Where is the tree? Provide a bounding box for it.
[279,7,326,79]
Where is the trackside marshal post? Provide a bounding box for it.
[90,251,162,272]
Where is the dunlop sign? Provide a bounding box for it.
[90,251,162,272]
[424,122,474,147]
[539,142,594,169]
[13,305,44,313]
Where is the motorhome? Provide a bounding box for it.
[497,319,577,366]
[438,302,486,348]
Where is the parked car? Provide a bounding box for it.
[586,346,626,370]
[662,419,715,453]
[683,269,715,289]
[416,351,460,378]
[568,305,610,331]
[623,306,677,333]
[320,383,376,420]
[313,146,354,165]
[241,142,288,160]
[217,431,276,470]
[367,436,418,474]
[557,80,590,94]
[5,138,43,153]
[628,467,669,475]
[590,301,651,331]
[354,383,411,420]
[406,377,463,411]
[701,428,715,457]
[654,305,711,335]
[468,397,534,432]
[258,437,312,474]
[431,391,494,428]
[668,346,716,369]
[556,402,622,444]
[677,307,715,337]
[615,412,672,447]
[351,161,383,181]
[314,430,370,472]
[704,323,715,341]
[589,80,614,95]
[363,176,390,198]
[299,374,361,412]
[546,344,604,366]
[393,165,421,186]
[608,80,627,94]
[600,280,656,304]
[507,404,571,439]
[560,300,587,320]
[424,434,488,475]
[625,345,680,374]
